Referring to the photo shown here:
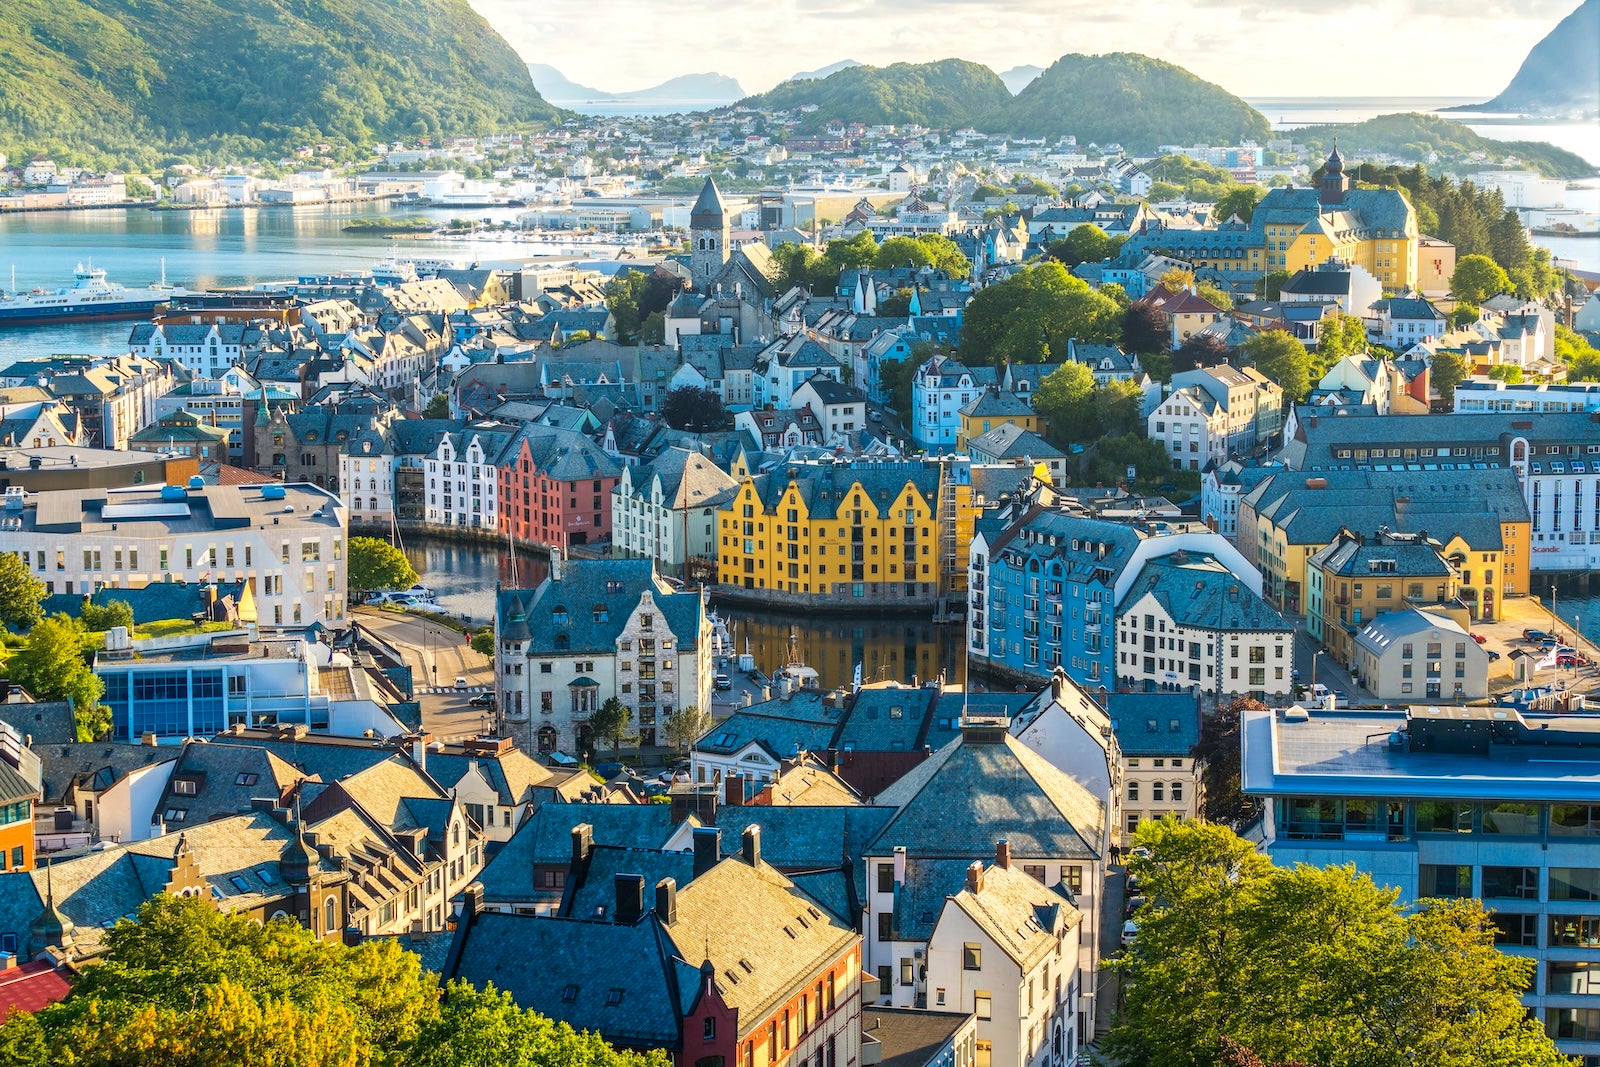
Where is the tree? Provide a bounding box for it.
[80,599,135,633]
[1193,697,1266,827]
[913,234,972,278]
[1430,350,1470,405]
[823,230,879,274]
[1173,334,1231,374]
[1104,820,1569,1067]
[1241,330,1311,403]
[1449,303,1480,330]
[1122,301,1170,356]
[348,537,419,598]
[1092,379,1148,440]
[1031,362,1096,442]
[1487,363,1523,383]
[470,629,495,656]
[1450,253,1512,305]
[7,614,107,741]
[878,353,922,416]
[1048,224,1121,267]
[590,696,635,762]
[1196,280,1233,312]
[604,270,648,344]
[1083,434,1173,490]
[661,386,729,432]
[1156,267,1195,293]
[663,704,711,754]
[959,262,1123,364]
[639,311,666,345]
[0,894,668,1067]
[1211,186,1262,224]
[1313,312,1369,371]
[0,552,45,631]
[879,288,913,317]
[873,236,934,270]
[1255,270,1292,301]
[422,393,451,419]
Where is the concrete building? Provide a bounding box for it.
[612,447,738,578]
[1352,608,1490,702]
[1241,703,1600,1063]
[0,480,346,628]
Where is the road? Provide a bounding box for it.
[1291,618,1364,705]
[355,606,496,741]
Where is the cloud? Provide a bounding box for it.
[468,0,1564,99]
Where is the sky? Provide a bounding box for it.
[468,0,1580,99]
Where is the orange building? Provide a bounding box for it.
[0,763,39,872]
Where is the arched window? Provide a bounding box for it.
[324,897,336,934]
[453,822,461,846]
[552,605,569,624]
[1152,782,1165,802]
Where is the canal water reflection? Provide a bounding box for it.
[402,537,968,689]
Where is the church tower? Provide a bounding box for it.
[1319,143,1350,206]
[689,176,730,289]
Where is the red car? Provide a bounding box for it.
[1559,654,1589,669]
[1470,633,1487,644]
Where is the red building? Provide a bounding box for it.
[497,426,623,549]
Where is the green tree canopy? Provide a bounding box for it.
[1487,363,1523,383]
[911,234,972,278]
[80,599,135,633]
[0,894,669,1067]
[1031,361,1096,441]
[8,614,106,741]
[873,236,935,270]
[1047,224,1124,267]
[663,705,712,753]
[470,630,495,656]
[1313,312,1370,374]
[1212,186,1263,224]
[661,387,729,432]
[422,393,451,419]
[1241,330,1311,403]
[0,551,46,630]
[603,270,648,344]
[1105,819,1569,1067]
[590,696,634,762]
[1451,253,1513,305]
[348,537,419,597]
[1430,349,1470,405]
[959,262,1123,364]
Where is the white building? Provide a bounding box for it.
[1352,608,1491,703]
[924,856,1085,1067]
[423,423,515,531]
[792,376,873,442]
[494,556,711,757]
[611,447,738,577]
[1149,366,1283,472]
[1374,296,1446,349]
[341,427,397,527]
[0,480,347,629]
[1114,553,1294,702]
[128,323,253,378]
[912,355,991,451]
[1242,704,1600,1063]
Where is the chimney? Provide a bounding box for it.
[742,824,762,867]
[655,877,678,924]
[614,873,645,924]
[571,823,594,870]
[995,839,1011,870]
[965,860,985,895]
[0,952,14,972]
[724,771,745,807]
[893,845,906,886]
[409,732,428,772]
[550,547,562,582]
[141,731,158,747]
[692,825,722,878]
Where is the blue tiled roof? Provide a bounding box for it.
[496,559,703,654]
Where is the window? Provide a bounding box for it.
[1552,915,1600,948]
[878,912,892,942]
[1547,1008,1600,1042]
[963,943,981,970]
[1491,912,1538,946]
[1414,801,1472,833]
[1551,868,1600,901]
[974,991,991,1020]
[1418,864,1471,898]
[704,1019,717,1041]
[1552,805,1600,835]
[877,862,893,893]
[1127,781,1139,802]
[1481,866,1538,899]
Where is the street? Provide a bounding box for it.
[355,606,496,741]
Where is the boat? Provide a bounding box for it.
[0,263,199,326]
[707,608,732,660]
[770,627,821,693]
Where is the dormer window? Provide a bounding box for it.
[552,606,568,625]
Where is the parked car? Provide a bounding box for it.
[1524,628,1550,642]
[1486,650,1502,662]
[454,675,467,689]
[1121,919,1139,948]
[1559,654,1588,668]
[714,673,732,691]
[1470,633,1487,644]
[468,693,496,708]
[1126,894,1148,915]
[1540,637,1560,650]
[595,761,624,779]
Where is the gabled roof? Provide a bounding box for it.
[495,559,702,653]
[947,862,1079,971]
[869,729,1105,859]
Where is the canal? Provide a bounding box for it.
[400,536,969,690]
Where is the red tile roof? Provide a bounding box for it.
[0,960,70,1022]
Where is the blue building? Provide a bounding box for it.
[969,491,1266,690]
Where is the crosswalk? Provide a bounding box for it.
[420,685,494,695]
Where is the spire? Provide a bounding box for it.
[29,858,75,955]
[689,176,726,225]
[280,792,314,886]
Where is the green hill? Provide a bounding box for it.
[1293,113,1595,179]
[0,0,561,169]
[739,59,1012,130]
[988,53,1271,152]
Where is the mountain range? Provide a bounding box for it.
[1457,0,1598,119]
[0,0,557,169]
[998,65,1045,94]
[528,64,745,110]
[736,53,1272,153]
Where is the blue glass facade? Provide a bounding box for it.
[105,668,231,741]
